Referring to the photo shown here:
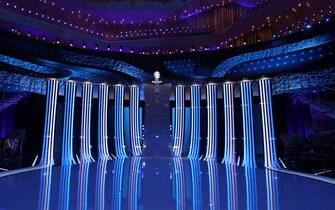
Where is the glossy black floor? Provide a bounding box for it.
[0,157,334,210]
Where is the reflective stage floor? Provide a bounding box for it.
[0,158,334,210]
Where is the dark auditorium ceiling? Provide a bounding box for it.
[0,0,335,87]
[0,0,334,53]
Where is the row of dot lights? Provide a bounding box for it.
[1,0,268,41]
[2,1,335,55]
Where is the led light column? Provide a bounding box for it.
[259,78,280,169]
[98,83,111,160]
[114,85,127,157]
[205,83,217,160]
[222,82,236,164]
[187,85,201,158]
[40,78,58,166]
[130,85,142,156]
[80,82,94,162]
[62,80,76,165]
[173,85,185,157]
[240,80,257,168]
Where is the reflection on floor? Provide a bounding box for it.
[0,158,335,210]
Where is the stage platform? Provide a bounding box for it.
[0,158,334,210]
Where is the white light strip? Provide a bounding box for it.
[112,158,126,210]
[226,164,238,210]
[205,83,217,160]
[190,158,202,209]
[38,167,53,210]
[173,85,185,157]
[129,157,142,210]
[58,164,72,210]
[98,83,111,160]
[187,85,201,158]
[173,158,186,210]
[265,169,279,210]
[241,80,257,168]
[80,82,94,162]
[245,167,258,210]
[259,78,280,169]
[207,160,219,209]
[95,160,108,210]
[222,82,235,164]
[130,85,142,156]
[62,80,76,165]
[40,78,58,166]
[77,162,90,210]
[115,85,127,157]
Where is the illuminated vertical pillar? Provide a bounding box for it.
[40,78,58,166]
[114,85,127,157]
[62,80,76,165]
[222,82,235,164]
[259,78,280,169]
[98,83,111,160]
[173,85,185,157]
[187,85,201,158]
[205,83,217,160]
[130,85,141,156]
[80,82,94,162]
[207,160,220,210]
[173,158,186,210]
[241,80,257,168]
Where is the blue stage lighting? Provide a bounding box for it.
[62,80,76,165]
[187,85,201,158]
[40,78,58,166]
[173,85,185,157]
[98,83,112,160]
[204,83,217,160]
[222,82,236,164]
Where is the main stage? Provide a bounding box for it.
[0,158,334,210]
